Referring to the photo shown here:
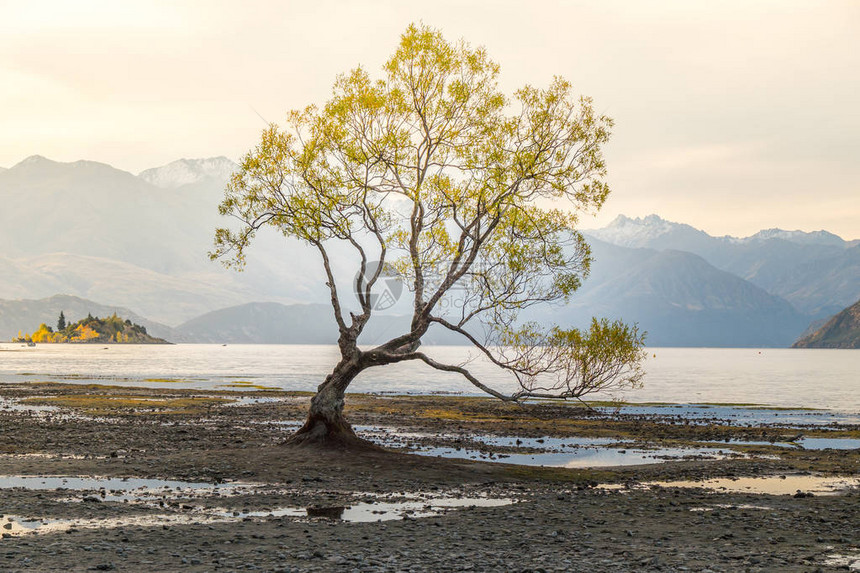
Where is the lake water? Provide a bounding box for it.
[0,344,857,412]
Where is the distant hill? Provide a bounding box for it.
[2,155,856,347]
[793,298,860,348]
[0,155,327,323]
[138,157,237,189]
[171,302,466,345]
[172,303,338,344]
[587,214,851,250]
[0,155,200,272]
[584,215,860,318]
[0,253,258,325]
[0,295,172,342]
[586,214,718,252]
[543,240,810,347]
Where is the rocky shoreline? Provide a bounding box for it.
[0,382,858,572]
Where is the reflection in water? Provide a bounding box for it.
[306,506,345,519]
[796,437,860,450]
[355,425,747,468]
[823,552,860,571]
[0,476,514,536]
[608,475,860,496]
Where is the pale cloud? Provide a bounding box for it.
[1,0,858,239]
[629,143,766,173]
[1,1,186,31]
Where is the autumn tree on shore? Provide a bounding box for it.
[213,24,646,447]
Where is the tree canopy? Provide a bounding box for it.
[213,23,645,446]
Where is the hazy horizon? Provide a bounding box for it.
[3,152,858,243]
[3,0,858,239]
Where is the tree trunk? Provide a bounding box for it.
[287,356,375,449]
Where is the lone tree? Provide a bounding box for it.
[213,24,646,447]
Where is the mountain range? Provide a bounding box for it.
[0,155,328,324]
[0,296,463,347]
[585,215,860,318]
[1,156,857,347]
[543,241,810,347]
[0,294,172,341]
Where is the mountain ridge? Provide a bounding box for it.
[0,154,322,321]
[585,214,860,318]
[139,157,237,189]
[0,294,172,341]
[587,214,853,247]
[792,298,860,349]
[2,155,854,347]
[548,240,809,347]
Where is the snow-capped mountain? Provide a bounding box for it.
[1,155,857,345]
[584,214,860,318]
[138,157,237,189]
[741,228,846,247]
[546,240,809,347]
[587,214,848,249]
[0,155,322,324]
[585,215,711,249]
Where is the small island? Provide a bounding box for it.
[14,312,168,344]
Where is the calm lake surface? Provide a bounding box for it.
[0,344,857,412]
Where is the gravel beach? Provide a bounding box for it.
[0,382,858,572]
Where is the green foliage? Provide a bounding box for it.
[500,318,647,399]
[212,23,610,293]
[212,23,644,402]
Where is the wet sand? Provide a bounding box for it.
[0,382,858,572]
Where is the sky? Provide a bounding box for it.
[2,0,859,239]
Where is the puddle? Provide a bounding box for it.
[456,435,628,450]
[226,396,288,407]
[273,423,854,469]
[233,495,513,523]
[0,511,243,537]
[642,475,860,496]
[0,397,59,414]
[0,476,253,502]
[0,396,106,424]
[414,444,742,467]
[689,503,775,512]
[354,426,627,450]
[0,453,89,461]
[351,425,744,467]
[0,478,513,536]
[710,437,860,450]
[823,552,860,571]
[796,437,860,450]
[603,404,860,427]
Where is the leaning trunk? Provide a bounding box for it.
[287,357,373,448]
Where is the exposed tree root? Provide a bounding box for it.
[284,415,382,451]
